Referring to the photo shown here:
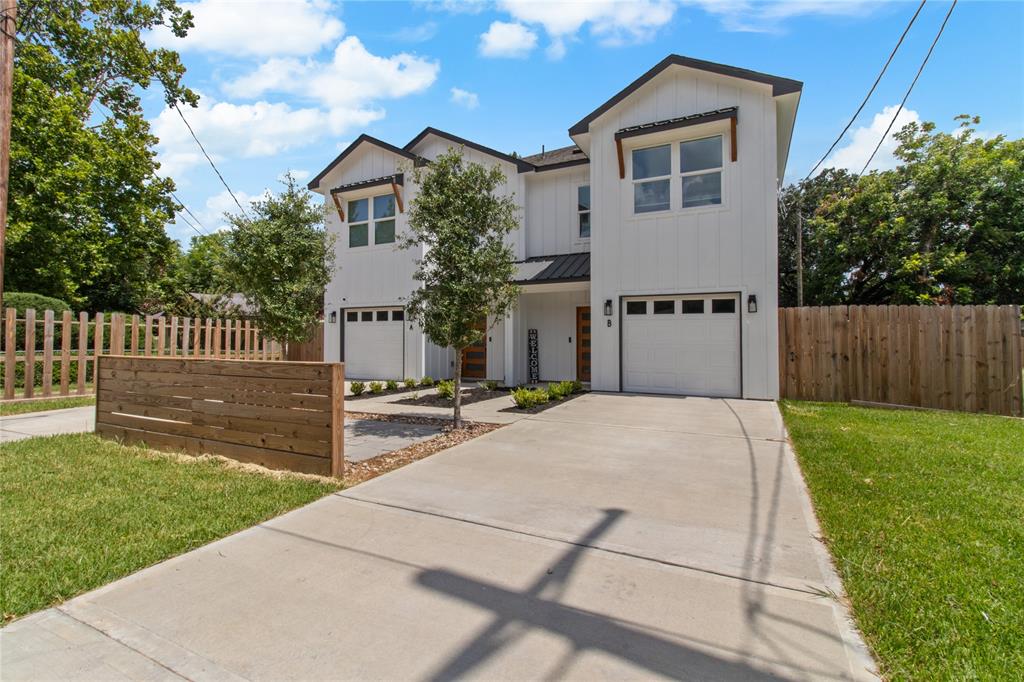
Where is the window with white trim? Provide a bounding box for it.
[632,144,671,214]
[680,136,723,208]
[348,193,397,248]
[577,185,591,239]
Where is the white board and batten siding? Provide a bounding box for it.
[587,66,781,399]
[322,143,421,374]
[524,167,591,259]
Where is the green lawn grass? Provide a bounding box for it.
[0,434,341,623]
[780,401,1023,680]
[0,395,96,416]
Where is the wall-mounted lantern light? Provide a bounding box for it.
[747,294,757,314]
[604,299,613,316]
[329,311,337,324]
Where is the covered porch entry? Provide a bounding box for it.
[508,253,591,386]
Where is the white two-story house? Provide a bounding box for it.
[309,55,801,399]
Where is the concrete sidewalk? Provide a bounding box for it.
[0,407,95,443]
[0,395,876,680]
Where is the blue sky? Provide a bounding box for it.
[143,0,1024,245]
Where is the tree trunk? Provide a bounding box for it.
[452,346,463,429]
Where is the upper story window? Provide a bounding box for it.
[348,193,396,248]
[577,185,591,239]
[680,136,723,208]
[631,145,671,213]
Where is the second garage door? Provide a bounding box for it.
[344,308,405,380]
[622,293,741,398]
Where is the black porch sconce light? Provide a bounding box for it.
[747,294,757,314]
[328,311,337,323]
[604,299,613,316]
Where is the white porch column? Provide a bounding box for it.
[504,304,517,387]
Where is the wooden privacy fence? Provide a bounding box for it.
[285,322,325,362]
[1,309,284,401]
[779,305,1023,417]
[95,356,344,477]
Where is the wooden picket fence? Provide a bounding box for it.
[779,305,1024,417]
[1,309,284,401]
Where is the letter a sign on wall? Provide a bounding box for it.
[528,328,539,384]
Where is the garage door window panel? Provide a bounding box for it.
[376,310,389,321]
[653,300,674,315]
[632,145,670,214]
[626,301,648,315]
[681,299,704,314]
[361,311,373,321]
[680,136,723,208]
[712,298,736,314]
[346,311,358,322]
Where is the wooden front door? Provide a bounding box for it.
[576,307,591,382]
[461,319,487,379]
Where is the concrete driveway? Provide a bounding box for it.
[1,394,875,681]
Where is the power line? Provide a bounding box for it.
[861,0,957,174]
[803,0,927,180]
[169,190,209,235]
[172,102,248,215]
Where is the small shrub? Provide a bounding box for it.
[511,387,550,409]
[368,381,384,394]
[419,376,435,387]
[350,381,365,395]
[547,381,576,400]
[569,379,583,394]
[403,377,416,389]
[386,379,398,391]
[436,379,455,400]
[479,380,499,391]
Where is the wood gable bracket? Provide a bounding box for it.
[613,107,739,179]
[329,173,406,221]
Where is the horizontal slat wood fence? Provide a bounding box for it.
[779,305,1023,417]
[1,309,284,401]
[95,356,344,476]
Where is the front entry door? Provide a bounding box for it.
[461,319,487,379]
[576,307,591,382]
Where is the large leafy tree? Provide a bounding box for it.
[401,149,520,428]
[5,0,197,311]
[780,116,1023,305]
[224,175,334,344]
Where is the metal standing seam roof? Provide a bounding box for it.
[514,252,591,284]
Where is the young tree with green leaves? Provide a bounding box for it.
[224,174,334,345]
[401,148,520,428]
[6,0,196,311]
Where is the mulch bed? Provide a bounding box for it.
[394,387,507,408]
[342,411,500,486]
[347,385,421,401]
[497,390,586,414]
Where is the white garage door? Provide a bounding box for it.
[344,308,405,380]
[622,294,741,398]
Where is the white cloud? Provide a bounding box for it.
[496,0,676,57]
[479,21,538,58]
[282,169,312,182]
[826,105,921,173]
[153,94,353,177]
[683,0,877,33]
[195,189,261,229]
[149,0,344,57]
[449,87,480,109]
[225,36,439,114]
[390,21,439,42]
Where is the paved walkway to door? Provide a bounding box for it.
[1,394,876,681]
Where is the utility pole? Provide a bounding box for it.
[0,0,15,313]
[796,211,804,307]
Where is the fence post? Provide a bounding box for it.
[23,308,35,398]
[130,314,140,355]
[170,316,179,357]
[156,317,166,356]
[204,318,212,357]
[60,311,72,395]
[41,310,54,396]
[93,312,105,385]
[3,307,14,399]
[330,362,345,478]
[77,311,88,394]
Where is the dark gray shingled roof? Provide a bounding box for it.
[514,252,590,284]
[522,145,589,171]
